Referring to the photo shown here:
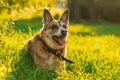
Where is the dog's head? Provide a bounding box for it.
[40,9,69,49]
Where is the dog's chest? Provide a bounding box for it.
[32,40,57,65]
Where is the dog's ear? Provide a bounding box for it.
[43,9,53,25]
[59,10,69,24]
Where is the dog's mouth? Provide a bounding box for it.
[52,35,66,46]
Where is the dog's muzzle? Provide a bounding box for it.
[52,30,67,46]
[52,35,66,46]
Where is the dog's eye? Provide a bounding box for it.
[63,25,67,28]
[52,25,58,29]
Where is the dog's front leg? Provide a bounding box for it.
[55,47,66,71]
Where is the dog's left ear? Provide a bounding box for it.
[59,10,69,24]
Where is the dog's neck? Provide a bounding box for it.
[37,35,74,63]
[37,35,61,53]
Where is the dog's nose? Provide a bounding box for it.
[62,30,67,35]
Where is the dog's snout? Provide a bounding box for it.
[62,30,67,35]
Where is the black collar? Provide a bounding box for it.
[38,35,74,64]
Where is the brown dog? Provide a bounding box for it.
[24,9,72,70]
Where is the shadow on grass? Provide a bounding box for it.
[14,17,43,33]
[7,49,58,80]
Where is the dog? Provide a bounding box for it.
[24,9,73,70]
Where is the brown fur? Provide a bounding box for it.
[24,9,69,70]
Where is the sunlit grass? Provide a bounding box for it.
[0,19,120,80]
[66,34,120,79]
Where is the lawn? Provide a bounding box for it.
[0,17,120,80]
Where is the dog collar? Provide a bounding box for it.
[37,35,74,64]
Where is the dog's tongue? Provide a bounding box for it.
[55,36,66,46]
[58,38,66,46]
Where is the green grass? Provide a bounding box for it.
[0,18,120,80]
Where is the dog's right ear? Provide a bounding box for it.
[43,9,53,25]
